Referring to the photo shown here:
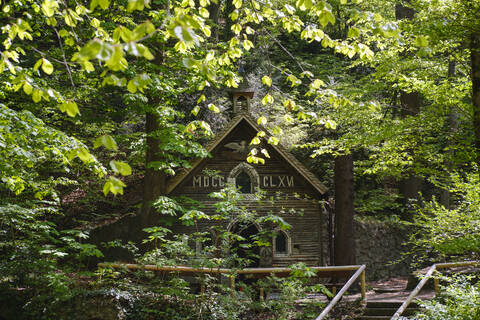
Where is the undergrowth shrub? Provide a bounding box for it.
[406,275,480,320]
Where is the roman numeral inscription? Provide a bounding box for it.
[262,175,294,188]
[193,176,225,187]
[192,175,294,188]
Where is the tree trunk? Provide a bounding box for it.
[398,91,422,212]
[208,1,221,41]
[395,0,423,213]
[400,92,421,117]
[471,33,480,168]
[439,58,458,208]
[334,154,355,266]
[224,0,234,40]
[141,111,166,227]
[395,1,414,20]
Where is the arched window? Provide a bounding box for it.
[228,162,260,198]
[275,232,287,254]
[273,230,291,257]
[235,171,252,193]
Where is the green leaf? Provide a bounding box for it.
[243,39,253,51]
[42,0,59,17]
[103,176,127,196]
[84,61,95,72]
[98,0,110,9]
[182,57,197,68]
[77,147,93,163]
[319,10,335,27]
[347,27,360,38]
[90,0,99,10]
[199,7,209,17]
[286,74,301,87]
[104,135,118,150]
[65,101,79,117]
[257,116,267,125]
[261,93,274,105]
[90,19,100,28]
[23,82,32,95]
[310,79,325,89]
[33,59,43,71]
[174,25,197,44]
[324,119,337,130]
[268,136,279,145]
[41,58,53,74]
[261,148,270,158]
[296,0,312,10]
[250,136,261,145]
[127,0,149,11]
[233,0,242,9]
[191,105,200,116]
[231,24,242,35]
[32,89,42,103]
[262,75,272,87]
[127,79,137,93]
[208,103,220,113]
[110,160,132,176]
[414,36,429,48]
[197,94,206,104]
[94,134,118,151]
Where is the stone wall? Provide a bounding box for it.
[354,217,412,280]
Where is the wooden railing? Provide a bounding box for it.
[315,264,366,320]
[391,260,480,320]
[98,263,366,318]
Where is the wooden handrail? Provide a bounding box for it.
[315,264,366,320]
[97,263,364,274]
[391,260,480,320]
[98,262,367,313]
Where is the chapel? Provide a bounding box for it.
[165,85,330,267]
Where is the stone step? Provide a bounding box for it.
[357,316,391,320]
[363,307,420,316]
[366,301,419,309]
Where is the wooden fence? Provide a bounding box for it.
[98,263,367,318]
[391,260,480,320]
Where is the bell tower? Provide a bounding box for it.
[229,66,254,114]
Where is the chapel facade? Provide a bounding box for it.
[165,87,329,267]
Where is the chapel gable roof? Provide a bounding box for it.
[166,113,328,195]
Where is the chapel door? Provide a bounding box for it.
[231,223,261,268]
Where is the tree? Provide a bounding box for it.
[334,153,355,265]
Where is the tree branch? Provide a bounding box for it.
[54,27,76,88]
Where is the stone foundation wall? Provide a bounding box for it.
[354,217,412,281]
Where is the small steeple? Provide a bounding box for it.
[229,64,254,115]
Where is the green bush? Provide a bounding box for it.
[407,275,480,320]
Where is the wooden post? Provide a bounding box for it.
[361,269,366,301]
[230,275,235,297]
[259,287,264,302]
[434,273,440,295]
